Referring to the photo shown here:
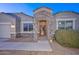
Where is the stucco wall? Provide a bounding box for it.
[15,13,34,37]
[0,13,16,35]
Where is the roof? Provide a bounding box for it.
[54,11,79,15]
[0,12,19,19]
[5,13,18,18]
[2,12,33,19]
[15,12,33,18]
[33,7,52,12]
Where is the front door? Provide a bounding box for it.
[38,20,47,36]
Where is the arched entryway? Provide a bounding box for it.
[38,20,47,37]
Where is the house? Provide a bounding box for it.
[0,7,79,40]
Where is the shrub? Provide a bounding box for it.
[55,29,79,48]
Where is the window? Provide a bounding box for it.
[66,21,73,29]
[29,23,33,31]
[23,23,33,32]
[58,21,65,29]
[58,20,73,29]
[24,23,28,31]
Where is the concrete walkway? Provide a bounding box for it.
[0,40,52,51]
[0,39,79,55]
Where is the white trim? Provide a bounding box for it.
[56,18,76,30]
[21,21,33,23]
[73,20,75,30]
[56,20,58,30]
[56,18,76,21]
[20,31,34,33]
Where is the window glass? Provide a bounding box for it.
[23,23,28,31]
[58,20,73,29]
[66,21,73,29]
[29,23,33,31]
[23,23,33,32]
[58,21,65,29]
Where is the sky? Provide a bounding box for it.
[0,3,79,16]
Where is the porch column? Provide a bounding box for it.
[33,18,38,41]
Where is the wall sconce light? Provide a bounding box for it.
[11,24,15,28]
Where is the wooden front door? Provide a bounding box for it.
[38,20,47,36]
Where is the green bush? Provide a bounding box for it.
[55,29,79,48]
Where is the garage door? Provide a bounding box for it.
[0,23,10,38]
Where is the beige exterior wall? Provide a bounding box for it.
[0,13,16,35]
[15,13,34,38]
[0,7,79,40]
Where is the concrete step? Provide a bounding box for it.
[38,36,48,40]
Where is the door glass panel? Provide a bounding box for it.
[39,20,47,36]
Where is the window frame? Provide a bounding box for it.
[56,18,76,30]
[58,20,73,29]
[21,21,34,33]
